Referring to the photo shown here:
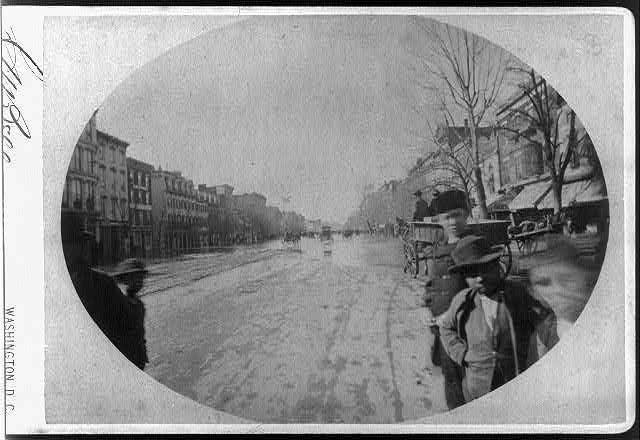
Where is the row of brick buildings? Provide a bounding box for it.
[61,112,283,264]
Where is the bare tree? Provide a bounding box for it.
[423,117,478,214]
[411,19,512,218]
[498,68,588,217]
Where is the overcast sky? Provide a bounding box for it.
[98,16,521,224]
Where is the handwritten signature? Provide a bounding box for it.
[2,27,43,163]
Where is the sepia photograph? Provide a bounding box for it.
[1,7,634,434]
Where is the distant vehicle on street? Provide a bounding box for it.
[320,225,333,255]
[282,231,302,252]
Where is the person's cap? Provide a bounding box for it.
[432,189,468,215]
[413,190,422,197]
[448,235,503,273]
[113,258,148,278]
[520,234,581,268]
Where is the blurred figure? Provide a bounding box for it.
[523,235,596,365]
[113,258,150,370]
[412,190,432,221]
[438,236,546,403]
[63,222,150,371]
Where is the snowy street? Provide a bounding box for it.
[140,236,447,423]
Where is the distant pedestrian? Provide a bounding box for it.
[412,190,432,221]
[522,235,596,366]
[437,235,546,403]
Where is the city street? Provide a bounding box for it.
[140,236,448,423]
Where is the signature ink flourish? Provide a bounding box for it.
[2,27,43,163]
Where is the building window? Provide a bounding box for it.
[84,150,90,173]
[62,179,70,207]
[72,149,79,171]
[111,198,117,218]
[101,196,107,217]
[120,171,126,191]
[121,199,128,220]
[87,183,96,209]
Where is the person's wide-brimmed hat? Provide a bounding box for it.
[520,234,581,268]
[113,258,148,278]
[448,235,503,273]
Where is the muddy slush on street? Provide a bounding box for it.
[140,235,447,423]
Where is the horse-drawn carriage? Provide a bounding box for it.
[282,231,302,252]
[398,217,513,278]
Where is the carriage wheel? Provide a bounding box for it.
[498,243,512,277]
[403,243,418,276]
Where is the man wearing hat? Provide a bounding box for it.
[113,258,150,370]
[64,221,150,370]
[412,190,432,221]
[437,235,547,403]
[421,188,472,409]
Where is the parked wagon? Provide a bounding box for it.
[466,219,513,276]
[398,218,513,278]
[398,218,443,278]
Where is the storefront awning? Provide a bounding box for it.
[537,177,607,209]
[488,187,522,212]
[508,180,552,211]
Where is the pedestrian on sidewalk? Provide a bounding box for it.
[437,235,546,403]
[64,225,149,371]
[113,258,150,371]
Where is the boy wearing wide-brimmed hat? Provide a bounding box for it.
[437,235,547,403]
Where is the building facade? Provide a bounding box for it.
[95,130,130,264]
[485,78,607,231]
[151,169,210,257]
[61,113,100,250]
[127,158,154,258]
